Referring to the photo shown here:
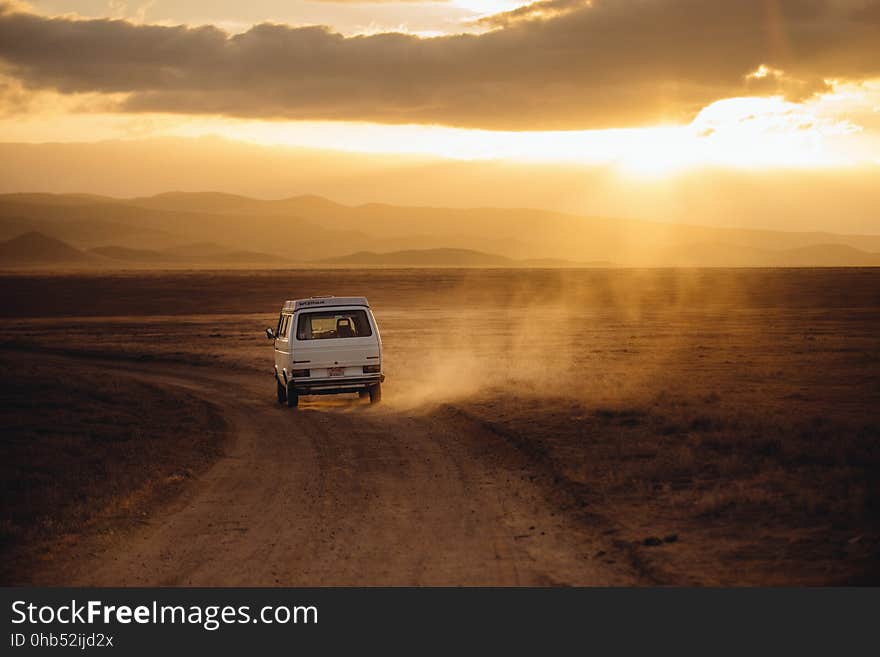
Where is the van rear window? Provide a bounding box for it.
[296,310,372,340]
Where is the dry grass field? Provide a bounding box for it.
[1,268,878,585]
[0,352,226,582]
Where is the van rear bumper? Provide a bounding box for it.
[291,374,384,395]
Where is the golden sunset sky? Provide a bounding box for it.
[0,1,878,232]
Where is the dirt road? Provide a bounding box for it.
[32,356,634,586]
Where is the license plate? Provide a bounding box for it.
[328,367,344,377]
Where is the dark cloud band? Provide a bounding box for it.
[0,0,877,129]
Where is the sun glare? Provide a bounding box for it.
[158,93,868,178]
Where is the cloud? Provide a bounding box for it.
[475,0,586,27]
[0,0,878,129]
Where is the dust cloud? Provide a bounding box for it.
[379,268,751,410]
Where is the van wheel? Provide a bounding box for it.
[276,381,287,404]
[358,390,369,399]
[286,387,299,408]
[369,383,382,404]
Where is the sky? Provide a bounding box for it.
[0,1,878,232]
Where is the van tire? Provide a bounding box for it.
[369,383,382,404]
[276,381,286,404]
[286,387,299,408]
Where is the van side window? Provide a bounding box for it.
[278,314,291,339]
[296,310,372,340]
[276,313,283,336]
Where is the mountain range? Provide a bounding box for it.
[1,192,878,268]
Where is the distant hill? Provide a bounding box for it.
[0,207,183,250]
[90,244,289,266]
[208,250,290,265]
[129,192,274,215]
[520,257,615,268]
[162,242,233,257]
[319,248,515,267]
[89,245,174,262]
[0,231,94,266]
[318,249,619,268]
[130,192,347,217]
[0,194,370,260]
[1,192,879,267]
[0,231,290,269]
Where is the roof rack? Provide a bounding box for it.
[283,296,370,312]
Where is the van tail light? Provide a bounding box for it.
[363,364,381,374]
[291,368,310,378]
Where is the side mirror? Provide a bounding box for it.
[265,328,275,340]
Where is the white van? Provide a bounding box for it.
[266,296,384,407]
